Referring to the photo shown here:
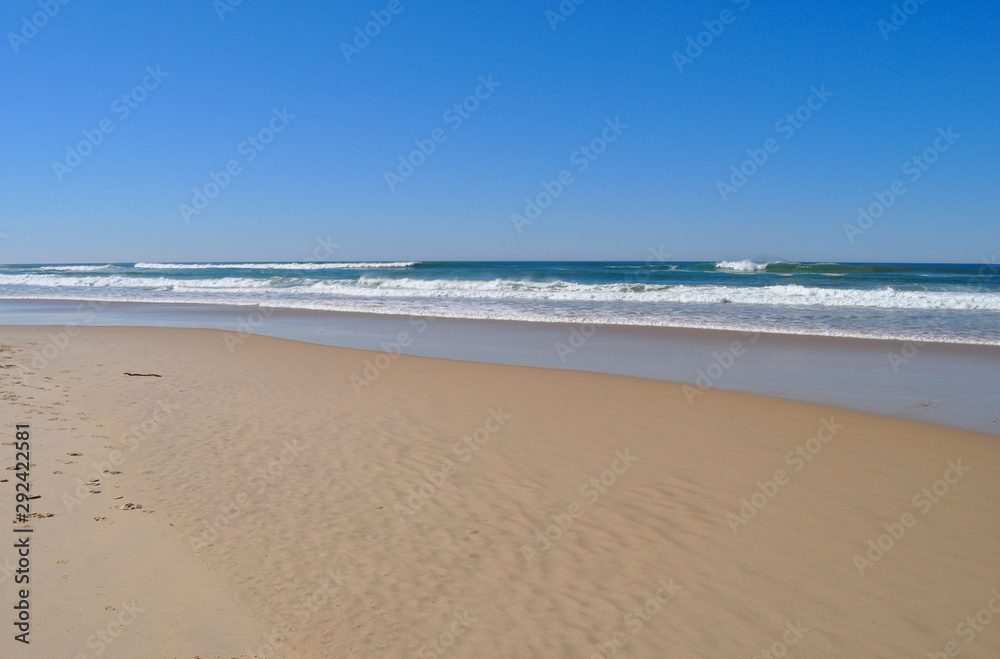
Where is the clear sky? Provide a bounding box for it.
[2,0,997,264]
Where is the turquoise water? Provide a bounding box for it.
[1,260,999,344]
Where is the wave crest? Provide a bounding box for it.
[715,260,769,272]
[133,262,420,270]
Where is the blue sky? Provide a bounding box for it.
[1,0,997,264]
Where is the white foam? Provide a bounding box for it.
[133,262,419,270]
[0,274,276,290]
[716,260,770,272]
[2,274,999,311]
[41,265,118,272]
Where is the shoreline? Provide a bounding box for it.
[3,301,999,436]
[3,296,1000,346]
[1,326,998,657]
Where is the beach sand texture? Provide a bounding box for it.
[1,326,999,658]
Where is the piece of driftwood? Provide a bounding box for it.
[124,372,162,377]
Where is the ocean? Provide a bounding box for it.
[1,260,999,345]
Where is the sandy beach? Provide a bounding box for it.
[1,324,998,657]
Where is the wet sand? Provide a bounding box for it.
[2,300,998,435]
